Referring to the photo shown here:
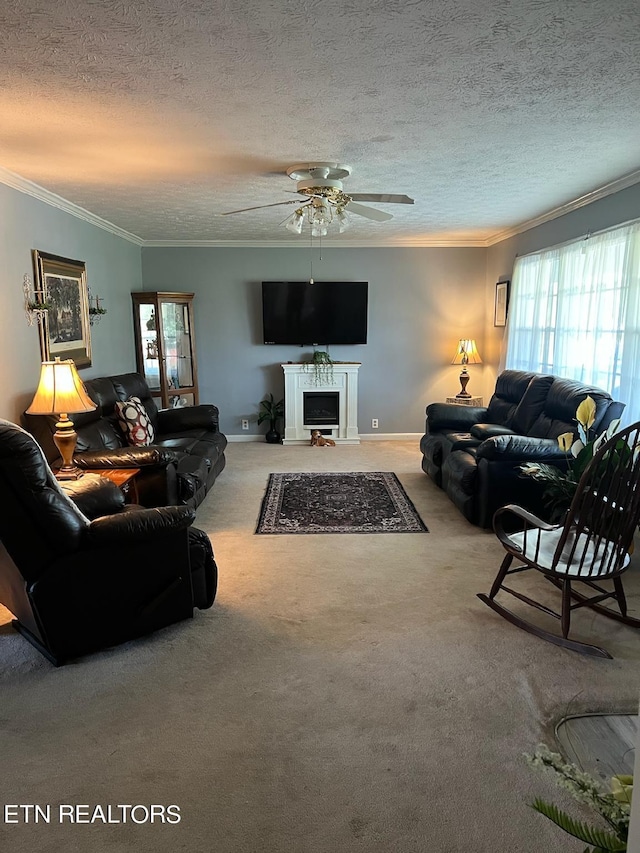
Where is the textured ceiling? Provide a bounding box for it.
[1,0,639,244]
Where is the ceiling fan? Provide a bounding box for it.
[221,162,414,235]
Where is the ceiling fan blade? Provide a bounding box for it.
[349,193,414,204]
[221,200,301,215]
[347,201,393,222]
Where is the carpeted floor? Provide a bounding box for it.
[255,471,428,534]
[1,440,639,852]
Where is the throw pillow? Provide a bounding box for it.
[114,397,155,446]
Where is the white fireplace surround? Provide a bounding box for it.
[282,363,361,445]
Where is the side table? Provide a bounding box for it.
[445,396,484,406]
[60,468,141,503]
[89,468,141,503]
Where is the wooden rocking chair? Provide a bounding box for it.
[478,421,640,658]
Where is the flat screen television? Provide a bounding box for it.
[262,281,368,345]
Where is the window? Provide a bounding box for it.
[505,220,640,422]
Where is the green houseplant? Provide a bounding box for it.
[302,350,334,386]
[258,393,284,444]
[526,744,632,851]
[519,396,622,520]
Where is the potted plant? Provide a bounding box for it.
[302,350,334,386]
[258,393,284,443]
[519,396,623,520]
[526,743,631,851]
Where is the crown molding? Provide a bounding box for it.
[3,163,639,250]
[0,166,144,245]
[141,236,490,248]
[139,167,640,249]
[383,236,491,247]
[485,168,640,247]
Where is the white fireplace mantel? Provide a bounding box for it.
[282,362,361,445]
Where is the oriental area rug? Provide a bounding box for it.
[255,472,428,534]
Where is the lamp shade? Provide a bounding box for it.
[451,339,482,365]
[336,208,350,233]
[26,358,96,416]
[285,210,304,234]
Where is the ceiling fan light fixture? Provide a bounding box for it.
[227,162,409,234]
[285,209,305,234]
[312,199,331,223]
[308,201,330,237]
[336,208,350,233]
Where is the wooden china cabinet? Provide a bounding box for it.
[131,292,199,409]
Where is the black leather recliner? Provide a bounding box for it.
[0,419,217,665]
[24,372,227,510]
[420,370,626,527]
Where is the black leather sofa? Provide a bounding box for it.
[0,419,217,665]
[420,370,625,527]
[25,372,227,510]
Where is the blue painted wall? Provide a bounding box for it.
[2,176,638,434]
[0,182,142,422]
[140,246,487,435]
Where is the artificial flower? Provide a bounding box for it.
[557,431,574,452]
[576,395,597,430]
[526,744,630,851]
[519,395,622,519]
[611,775,633,805]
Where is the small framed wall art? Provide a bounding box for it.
[33,250,92,368]
[494,280,510,327]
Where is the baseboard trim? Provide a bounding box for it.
[359,433,422,441]
[227,433,421,443]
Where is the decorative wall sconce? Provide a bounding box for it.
[23,274,50,326]
[88,291,107,326]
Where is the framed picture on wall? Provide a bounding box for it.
[33,250,92,368]
[494,280,510,327]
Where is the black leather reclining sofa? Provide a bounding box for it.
[420,370,625,527]
[25,372,227,510]
[0,418,217,664]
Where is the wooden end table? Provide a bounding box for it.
[86,468,141,503]
[57,468,141,504]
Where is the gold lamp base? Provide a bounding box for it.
[26,359,96,480]
[456,367,471,398]
[451,339,481,400]
[52,414,83,480]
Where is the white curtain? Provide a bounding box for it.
[505,220,640,423]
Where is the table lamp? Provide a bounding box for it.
[451,339,482,398]
[26,358,96,480]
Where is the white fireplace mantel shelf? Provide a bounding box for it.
[282,362,361,445]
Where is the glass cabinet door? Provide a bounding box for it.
[132,292,199,409]
[160,301,195,405]
[138,303,161,393]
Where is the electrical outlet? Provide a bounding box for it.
[372,418,379,429]
[241,419,249,430]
